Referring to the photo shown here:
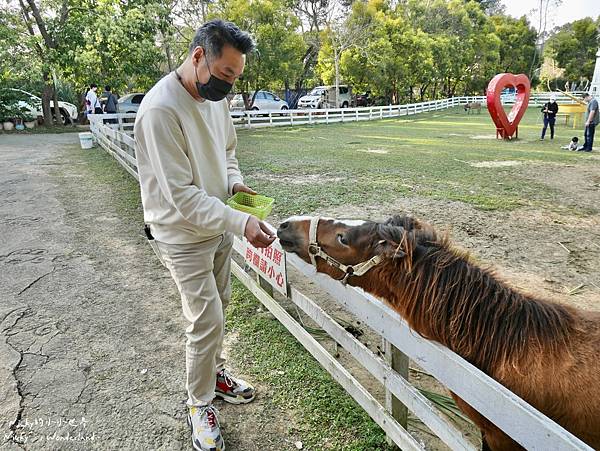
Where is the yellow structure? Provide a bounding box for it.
[553,89,587,128]
[557,103,586,128]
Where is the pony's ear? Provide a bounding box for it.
[385,215,416,230]
[385,215,405,227]
[375,224,407,259]
[376,239,406,259]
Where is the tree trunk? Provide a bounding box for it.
[251,87,260,108]
[41,70,53,126]
[163,31,174,72]
[291,45,316,108]
[52,87,61,125]
[52,71,62,124]
[334,46,340,109]
[419,83,429,102]
[242,92,251,110]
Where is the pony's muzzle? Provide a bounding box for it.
[277,222,299,251]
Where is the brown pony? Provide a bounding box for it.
[464,101,482,114]
[277,214,600,450]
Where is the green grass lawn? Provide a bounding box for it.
[236,107,597,216]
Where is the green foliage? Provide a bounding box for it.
[545,17,600,83]
[2,0,595,106]
[209,0,307,92]
[0,9,43,92]
[67,1,165,92]
[320,0,536,102]
[490,15,538,74]
[0,85,36,121]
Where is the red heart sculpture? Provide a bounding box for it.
[486,73,531,139]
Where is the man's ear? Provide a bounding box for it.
[191,46,205,63]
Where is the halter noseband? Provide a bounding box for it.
[307,216,383,285]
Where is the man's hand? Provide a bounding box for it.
[233,183,257,195]
[245,216,275,248]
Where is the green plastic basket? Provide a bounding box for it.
[227,192,274,220]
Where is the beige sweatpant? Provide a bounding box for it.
[155,233,233,407]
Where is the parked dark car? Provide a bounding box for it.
[355,91,372,107]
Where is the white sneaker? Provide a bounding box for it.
[187,405,225,451]
[215,368,256,405]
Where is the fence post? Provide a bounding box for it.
[258,274,274,297]
[384,339,410,447]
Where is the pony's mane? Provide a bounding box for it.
[368,215,577,376]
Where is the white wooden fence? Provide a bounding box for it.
[91,97,485,133]
[88,104,594,450]
[230,96,486,129]
[91,93,583,134]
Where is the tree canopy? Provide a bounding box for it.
[1,0,597,120]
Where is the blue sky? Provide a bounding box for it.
[502,0,600,30]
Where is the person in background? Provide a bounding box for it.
[85,84,102,115]
[540,94,558,140]
[579,93,599,151]
[102,85,118,124]
[561,136,579,151]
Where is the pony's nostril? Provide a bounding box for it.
[279,222,289,231]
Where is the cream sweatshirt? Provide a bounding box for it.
[134,71,250,244]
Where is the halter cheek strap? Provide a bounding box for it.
[307,216,383,285]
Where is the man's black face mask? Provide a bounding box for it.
[195,54,233,102]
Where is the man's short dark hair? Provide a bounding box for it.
[90,83,97,89]
[189,19,255,57]
[582,92,591,99]
[572,137,579,142]
[105,85,111,91]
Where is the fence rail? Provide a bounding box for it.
[88,100,594,450]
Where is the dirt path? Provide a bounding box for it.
[0,134,293,450]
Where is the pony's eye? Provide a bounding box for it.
[337,234,349,246]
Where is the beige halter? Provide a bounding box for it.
[307,217,383,285]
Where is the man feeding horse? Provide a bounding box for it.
[277,215,600,450]
[135,20,275,451]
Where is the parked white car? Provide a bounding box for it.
[229,91,288,112]
[117,93,145,113]
[298,85,352,109]
[9,89,78,124]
